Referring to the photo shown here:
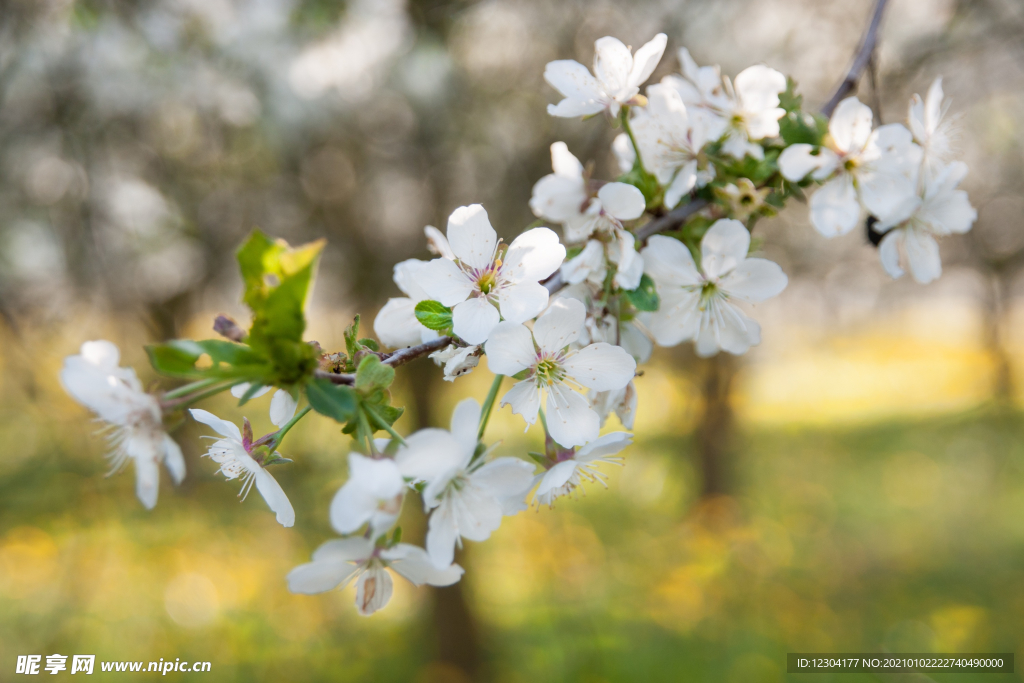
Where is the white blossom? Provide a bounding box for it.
[534,432,633,506]
[545,34,667,118]
[485,298,636,447]
[190,409,295,527]
[287,537,463,616]
[395,399,535,568]
[779,96,921,236]
[330,453,405,538]
[630,83,724,207]
[61,341,184,510]
[875,161,977,284]
[373,258,440,349]
[415,204,565,345]
[428,343,481,381]
[641,220,787,356]
[663,49,786,160]
[589,380,638,430]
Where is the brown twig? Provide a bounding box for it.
[820,0,891,117]
[635,198,710,243]
[213,315,246,342]
[313,336,453,385]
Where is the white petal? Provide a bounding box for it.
[533,298,585,353]
[878,230,905,280]
[530,174,587,223]
[424,225,455,260]
[550,141,584,178]
[612,133,636,173]
[80,340,121,368]
[664,161,698,209]
[577,431,633,460]
[858,172,918,223]
[134,451,160,510]
[163,435,186,485]
[626,33,667,89]
[471,457,535,510]
[536,460,578,497]
[287,558,360,595]
[269,390,298,428]
[331,454,405,536]
[544,60,607,117]
[560,240,606,286]
[562,343,636,391]
[700,219,750,279]
[356,567,393,616]
[189,409,242,442]
[255,469,295,527]
[484,322,536,376]
[447,204,497,270]
[230,383,272,399]
[499,380,542,428]
[598,182,645,221]
[451,298,500,345]
[545,383,600,448]
[593,36,633,96]
[645,288,701,347]
[718,258,788,303]
[496,281,549,325]
[392,258,432,300]
[904,229,942,284]
[395,428,465,483]
[641,235,701,287]
[312,537,375,562]
[449,398,481,458]
[502,227,566,283]
[373,298,426,349]
[733,65,785,112]
[416,257,474,306]
[382,543,464,586]
[829,97,873,153]
[426,500,460,569]
[779,144,835,182]
[619,322,653,364]
[809,175,861,237]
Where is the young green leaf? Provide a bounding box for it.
[355,355,395,393]
[623,273,660,312]
[305,378,358,424]
[414,300,453,331]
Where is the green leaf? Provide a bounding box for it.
[623,273,660,312]
[344,316,361,357]
[414,300,453,332]
[617,159,662,209]
[358,338,380,352]
[355,355,395,393]
[145,339,271,381]
[306,378,358,424]
[779,110,826,147]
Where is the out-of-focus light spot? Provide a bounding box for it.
[4,222,66,279]
[25,156,78,205]
[931,605,988,651]
[0,527,59,598]
[164,572,220,628]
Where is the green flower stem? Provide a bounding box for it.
[620,105,647,173]
[162,377,222,400]
[363,403,407,447]
[478,374,504,441]
[538,407,549,434]
[266,405,311,451]
[160,380,237,411]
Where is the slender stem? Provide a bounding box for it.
[313,336,454,386]
[634,198,710,243]
[478,374,504,441]
[820,0,890,117]
[160,379,237,411]
[363,403,407,446]
[163,377,220,400]
[263,405,312,451]
[538,407,549,434]
[620,106,647,173]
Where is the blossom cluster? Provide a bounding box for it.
[60,32,975,617]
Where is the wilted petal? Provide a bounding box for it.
[356,566,393,616]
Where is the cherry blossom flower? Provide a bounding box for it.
[641,220,787,356]
[630,83,724,207]
[909,77,957,180]
[485,298,637,447]
[778,96,921,236]
[287,537,463,616]
[395,398,535,568]
[190,409,295,527]
[663,49,786,160]
[530,142,647,244]
[60,340,184,509]
[414,204,565,345]
[428,343,481,382]
[373,258,439,349]
[534,432,633,506]
[545,34,667,118]
[330,453,405,538]
[589,381,638,430]
[875,161,977,284]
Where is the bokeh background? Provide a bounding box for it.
[2,0,1024,680]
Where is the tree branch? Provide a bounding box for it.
[820,0,891,117]
[635,199,710,243]
[314,336,453,385]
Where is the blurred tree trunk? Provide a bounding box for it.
[694,353,738,496]
[983,267,1014,403]
[406,360,482,681]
